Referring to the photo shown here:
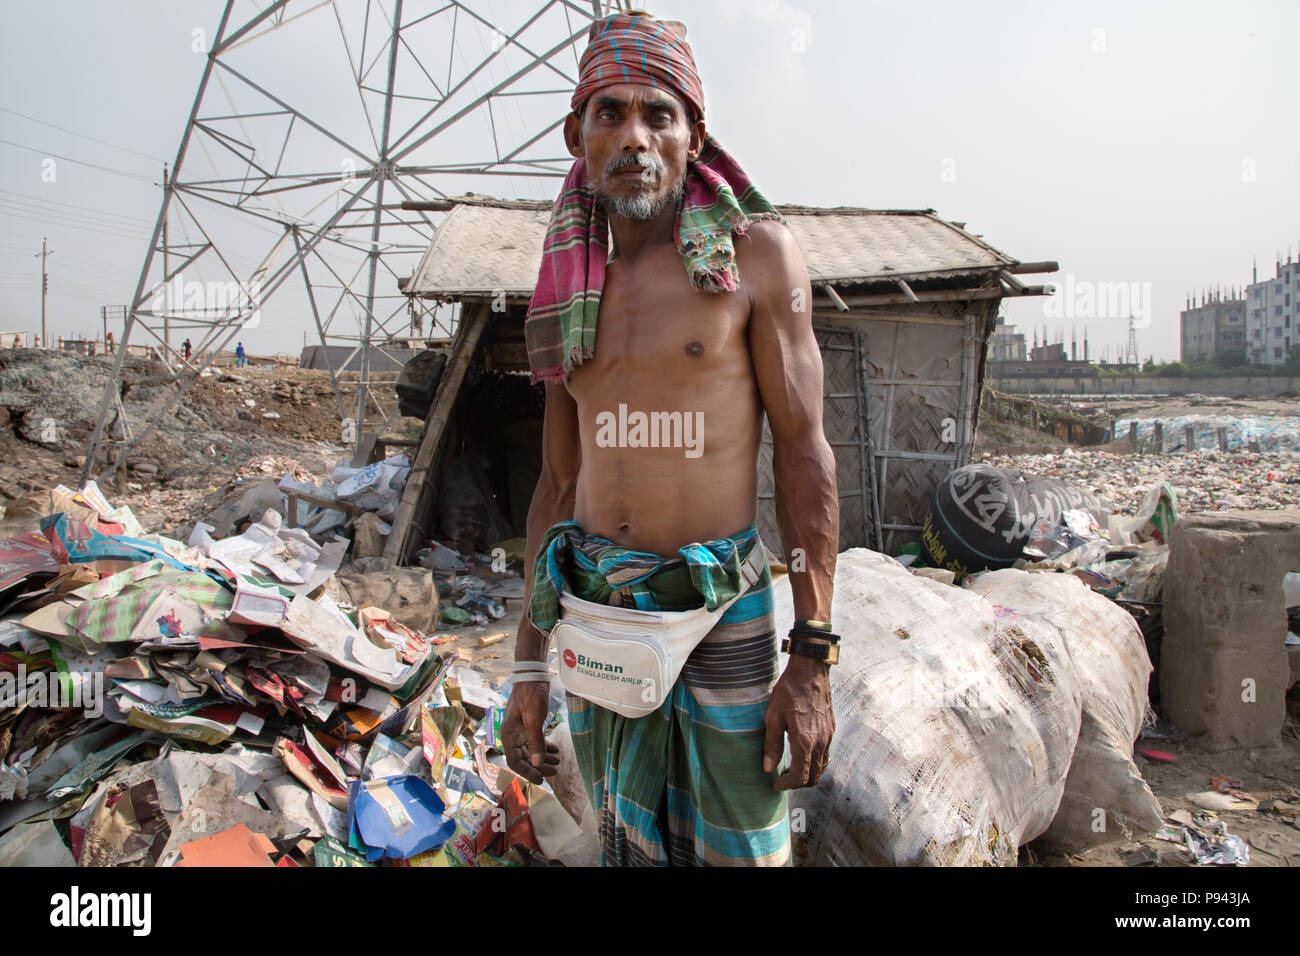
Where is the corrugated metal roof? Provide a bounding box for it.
[406,197,1016,298]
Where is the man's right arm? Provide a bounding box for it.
[502,380,580,783]
[516,380,582,660]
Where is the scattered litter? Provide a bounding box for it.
[979,447,1300,515]
[1139,713,1188,742]
[1188,790,1257,812]
[176,823,279,867]
[1210,775,1246,793]
[1122,844,1159,866]
[1180,821,1250,866]
[1138,749,1178,763]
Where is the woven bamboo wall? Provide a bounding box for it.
[757,299,999,560]
[757,326,869,559]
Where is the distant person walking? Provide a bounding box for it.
[183,338,192,361]
[235,342,246,368]
[88,340,96,357]
[105,331,114,354]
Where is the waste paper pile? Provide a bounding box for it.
[1,457,1275,868]
[0,479,590,867]
[895,458,1291,867]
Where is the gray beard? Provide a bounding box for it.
[597,174,686,221]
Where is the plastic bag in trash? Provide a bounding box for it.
[348,775,456,861]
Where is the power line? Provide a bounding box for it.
[0,230,152,254]
[45,258,138,287]
[0,106,168,164]
[0,188,157,226]
[0,195,153,234]
[52,248,139,276]
[0,205,150,241]
[0,137,158,184]
[0,196,149,230]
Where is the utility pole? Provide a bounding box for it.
[37,237,52,347]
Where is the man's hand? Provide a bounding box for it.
[501,680,560,784]
[762,654,834,791]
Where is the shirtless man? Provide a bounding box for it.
[502,12,838,866]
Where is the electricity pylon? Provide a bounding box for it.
[84,0,630,484]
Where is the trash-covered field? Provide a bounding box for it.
[0,348,392,539]
[977,447,1300,516]
[2,350,1297,868]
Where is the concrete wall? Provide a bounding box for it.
[1162,508,1299,750]
[299,345,417,373]
[990,375,1300,397]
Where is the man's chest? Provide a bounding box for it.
[576,249,751,378]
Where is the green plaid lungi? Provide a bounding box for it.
[530,520,789,867]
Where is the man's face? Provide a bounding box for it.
[564,82,705,221]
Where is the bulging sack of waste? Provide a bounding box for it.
[921,464,1113,578]
[337,565,439,636]
[920,463,1112,574]
[775,549,1085,866]
[963,569,1163,852]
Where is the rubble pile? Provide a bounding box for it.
[0,478,584,868]
[0,349,411,537]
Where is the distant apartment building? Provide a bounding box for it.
[1246,256,1300,366]
[1179,290,1245,362]
[989,314,1026,361]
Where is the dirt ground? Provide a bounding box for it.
[1027,734,1300,868]
[1105,394,1300,420]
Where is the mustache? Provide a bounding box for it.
[605,154,666,176]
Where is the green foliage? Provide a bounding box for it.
[1215,347,1247,369]
[1280,345,1300,375]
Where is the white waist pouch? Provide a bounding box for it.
[551,544,766,718]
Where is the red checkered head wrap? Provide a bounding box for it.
[570,13,705,123]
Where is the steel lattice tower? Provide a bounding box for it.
[83,0,630,483]
[1124,316,1139,367]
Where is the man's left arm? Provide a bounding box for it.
[744,220,839,791]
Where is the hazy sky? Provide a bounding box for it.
[2,0,1297,361]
